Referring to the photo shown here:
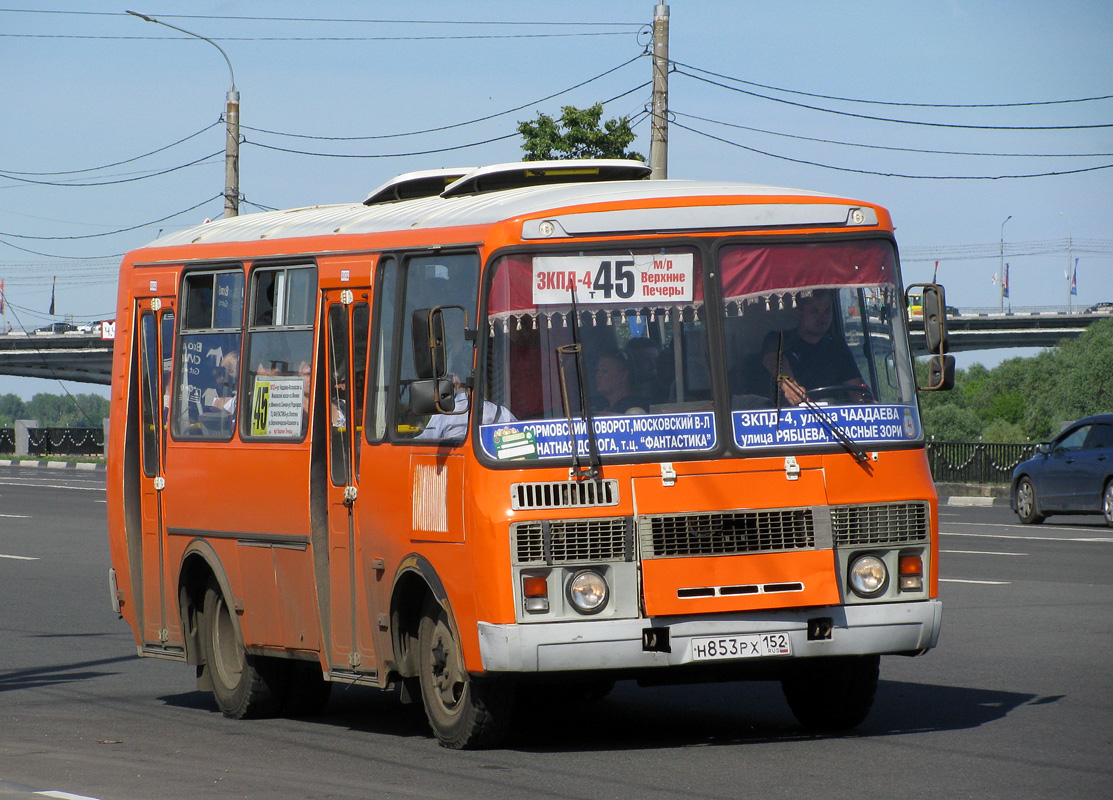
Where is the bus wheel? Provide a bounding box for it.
[200,578,286,719]
[781,655,879,731]
[416,597,513,749]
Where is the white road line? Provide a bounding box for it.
[0,479,104,491]
[0,553,39,561]
[940,578,1010,585]
[945,520,1107,534]
[0,513,31,518]
[942,549,1027,556]
[942,531,1113,543]
[37,791,107,800]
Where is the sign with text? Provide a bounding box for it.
[479,410,716,461]
[732,404,921,449]
[250,377,304,438]
[532,253,694,305]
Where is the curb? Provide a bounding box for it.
[0,458,106,471]
[943,495,1011,507]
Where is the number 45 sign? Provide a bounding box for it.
[532,253,694,305]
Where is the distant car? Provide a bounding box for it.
[34,322,77,334]
[945,305,960,317]
[1011,413,1113,525]
[1086,302,1113,314]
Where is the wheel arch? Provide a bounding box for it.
[177,539,236,668]
[389,553,450,680]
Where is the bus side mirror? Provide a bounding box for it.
[907,283,949,355]
[923,354,955,391]
[412,307,447,380]
[411,377,456,415]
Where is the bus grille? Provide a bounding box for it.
[831,501,930,546]
[512,517,631,564]
[639,509,815,559]
[510,480,619,510]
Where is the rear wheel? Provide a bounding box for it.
[781,655,879,731]
[200,578,286,719]
[1103,482,1113,528]
[1014,477,1046,524]
[416,596,514,749]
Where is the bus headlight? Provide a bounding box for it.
[848,555,888,598]
[567,569,609,615]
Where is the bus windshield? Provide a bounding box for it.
[480,239,920,464]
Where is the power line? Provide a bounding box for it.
[671,119,1113,179]
[673,69,1113,131]
[0,195,222,240]
[0,9,640,26]
[0,152,223,187]
[672,110,1113,159]
[1,31,639,42]
[242,54,646,142]
[670,58,1113,108]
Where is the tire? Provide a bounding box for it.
[199,578,287,719]
[781,655,879,731]
[1103,482,1113,528]
[1014,477,1046,524]
[416,596,514,749]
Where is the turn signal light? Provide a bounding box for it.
[898,553,923,592]
[522,574,549,614]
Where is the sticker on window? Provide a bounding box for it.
[532,254,694,305]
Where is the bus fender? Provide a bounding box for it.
[176,538,237,668]
[389,553,453,679]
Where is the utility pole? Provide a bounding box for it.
[998,215,1011,312]
[127,11,240,217]
[648,2,670,179]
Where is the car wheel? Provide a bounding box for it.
[1103,482,1113,528]
[1014,477,1046,524]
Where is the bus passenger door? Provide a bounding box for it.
[136,297,176,648]
[323,290,376,673]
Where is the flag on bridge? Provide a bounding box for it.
[1002,263,1010,298]
[0,278,5,315]
[1071,258,1078,296]
[48,276,56,315]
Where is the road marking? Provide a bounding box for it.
[0,479,104,492]
[37,791,106,800]
[0,513,31,518]
[942,549,1027,556]
[0,553,39,561]
[940,578,1010,585]
[942,531,1113,543]
[946,520,1108,534]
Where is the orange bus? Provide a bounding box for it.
[106,160,951,748]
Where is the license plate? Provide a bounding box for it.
[689,632,793,661]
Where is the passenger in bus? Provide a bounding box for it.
[624,337,661,404]
[204,351,239,414]
[592,350,649,415]
[760,289,869,406]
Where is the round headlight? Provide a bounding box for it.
[848,555,888,597]
[567,570,609,614]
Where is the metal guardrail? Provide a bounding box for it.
[925,441,1035,485]
[0,426,105,456]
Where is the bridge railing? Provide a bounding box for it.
[925,441,1035,484]
[0,426,105,457]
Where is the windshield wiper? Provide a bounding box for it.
[772,332,870,469]
[555,289,601,481]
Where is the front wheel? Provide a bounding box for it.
[199,578,287,719]
[1014,477,1046,524]
[1103,481,1113,528]
[781,655,879,731]
[416,597,514,749]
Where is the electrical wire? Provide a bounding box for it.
[0,195,222,240]
[0,152,223,187]
[673,69,1113,131]
[671,119,1113,180]
[0,9,639,26]
[672,110,1113,159]
[670,58,1113,108]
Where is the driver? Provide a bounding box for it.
[761,289,869,406]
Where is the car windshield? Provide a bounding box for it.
[479,239,922,465]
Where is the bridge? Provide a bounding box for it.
[0,309,1108,387]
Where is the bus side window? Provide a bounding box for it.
[173,269,244,440]
[242,264,317,440]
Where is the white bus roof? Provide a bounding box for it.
[139,165,870,250]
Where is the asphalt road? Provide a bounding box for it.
[1,464,1110,800]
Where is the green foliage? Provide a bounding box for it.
[518,104,644,162]
[0,392,108,427]
[919,318,1113,443]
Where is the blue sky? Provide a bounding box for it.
[1,1,1111,398]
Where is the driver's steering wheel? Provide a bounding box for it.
[804,384,875,403]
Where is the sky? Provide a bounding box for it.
[1,1,1111,400]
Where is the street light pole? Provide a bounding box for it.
[998,215,1011,312]
[127,10,239,217]
[1059,212,1074,313]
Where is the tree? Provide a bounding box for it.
[518,104,644,162]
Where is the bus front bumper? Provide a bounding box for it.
[477,599,941,673]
